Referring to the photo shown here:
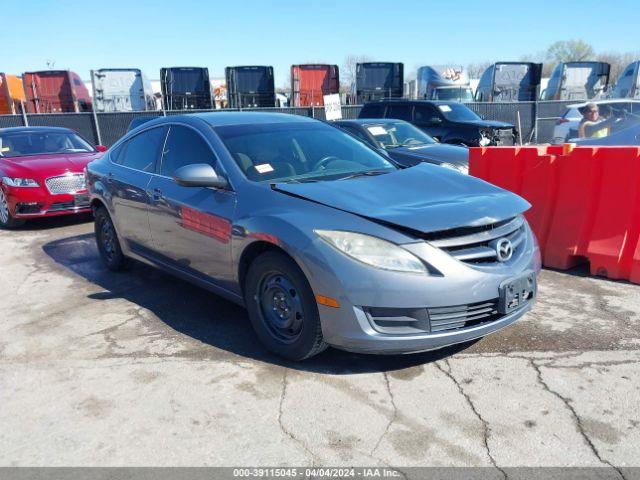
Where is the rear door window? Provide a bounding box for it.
[113,126,167,172]
[160,125,217,177]
[386,104,412,121]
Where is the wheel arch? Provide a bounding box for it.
[237,240,302,297]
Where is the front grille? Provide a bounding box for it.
[428,300,500,332]
[364,298,503,335]
[45,174,86,194]
[427,216,527,265]
[48,199,90,212]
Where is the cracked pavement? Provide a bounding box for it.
[0,216,639,473]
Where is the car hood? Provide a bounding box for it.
[390,143,469,166]
[0,152,101,179]
[273,163,530,234]
[454,119,514,129]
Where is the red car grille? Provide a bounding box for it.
[45,174,86,194]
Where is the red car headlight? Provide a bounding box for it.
[2,177,40,188]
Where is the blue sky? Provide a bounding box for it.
[2,0,637,86]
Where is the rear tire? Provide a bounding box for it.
[94,206,128,271]
[0,186,25,229]
[244,251,328,361]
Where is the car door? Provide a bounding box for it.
[146,124,237,289]
[109,126,167,253]
[413,103,447,141]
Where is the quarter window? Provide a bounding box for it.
[114,127,166,172]
[161,125,217,177]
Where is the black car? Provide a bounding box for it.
[333,119,468,174]
[358,100,516,147]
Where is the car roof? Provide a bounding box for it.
[0,126,76,134]
[567,99,640,108]
[364,99,453,106]
[134,112,317,129]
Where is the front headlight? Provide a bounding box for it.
[441,163,469,175]
[2,177,40,188]
[315,230,428,274]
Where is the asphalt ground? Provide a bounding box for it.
[0,215,638,476]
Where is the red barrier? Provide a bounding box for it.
[470,145,640,284]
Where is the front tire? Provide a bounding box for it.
[94,206,128,271]
[0,186,25,229]
[244,251,328,361]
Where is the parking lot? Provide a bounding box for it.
[1,215,639,473]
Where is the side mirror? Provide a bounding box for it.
[173,164,228,189]
[96,145,108,152]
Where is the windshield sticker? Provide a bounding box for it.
[254,163,274,174]
[438,105,452,113]
[367,126,388,136]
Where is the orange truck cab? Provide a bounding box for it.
[23,70,92,113]
[0,73,26,114]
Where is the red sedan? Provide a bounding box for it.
[0,127,106,228]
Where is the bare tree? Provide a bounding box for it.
[342,54,373,88]
[466,61,492,79]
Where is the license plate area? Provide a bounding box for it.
[73,193,90,207]
[498,271,536,314]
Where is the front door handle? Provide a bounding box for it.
[151,188,163,202]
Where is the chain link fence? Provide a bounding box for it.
[0,101,587,147]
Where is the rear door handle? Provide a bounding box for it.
[151,188,163,201]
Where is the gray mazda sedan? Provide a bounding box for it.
[86,112,541,360]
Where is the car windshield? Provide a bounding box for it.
[437,103,482,122]
[434,87,474,102]
[215,122,397,183]
[0,131,94,158]
[364,122,437,148]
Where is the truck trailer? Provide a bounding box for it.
[291,64,339,106]
[23,70,92,113]
[542,61,610,101]
[610,60,640,99]
[0,73,26,114]
[91,68,156,112]
[160,67,212,110]
[355,62,404,103]
[226,66,276,108]
[475,62,543,102]
[415,65,473,102]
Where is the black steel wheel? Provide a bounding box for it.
[94,206,127,271]
[245,251,327,360]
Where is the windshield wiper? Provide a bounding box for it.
[280,178,320,184]
[337,169,391,181]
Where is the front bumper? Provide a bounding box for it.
[298,222,541,355]
[325,301,532,354]
[5,186,91,218]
